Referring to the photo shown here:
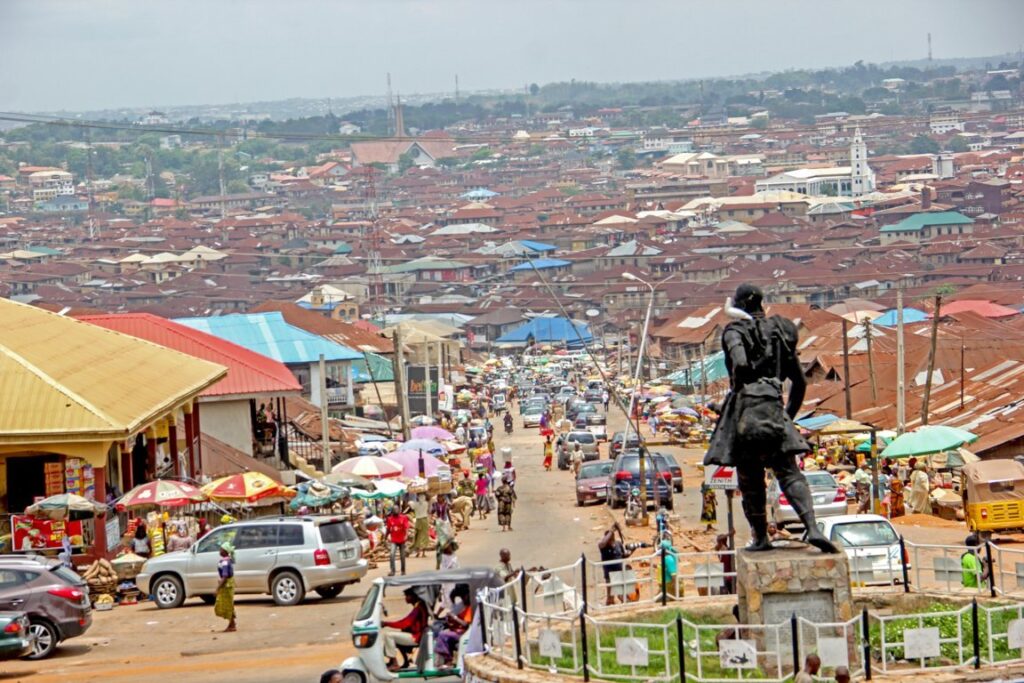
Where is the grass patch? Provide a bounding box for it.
[524,609,774,680]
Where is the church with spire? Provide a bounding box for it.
[755,127,876,198]
[349,95,456,173]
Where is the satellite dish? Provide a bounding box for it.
[585,309,600,318]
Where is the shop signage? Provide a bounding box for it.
[704,465,738,490]
[11,515,84,551]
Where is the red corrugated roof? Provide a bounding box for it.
[78,313,301,398]
[938,300,1021,319]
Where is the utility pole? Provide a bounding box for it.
[960,335,966,410]
[424,342,433,420]
[319,354,331,474]
[896,288,906,434]
[921,295,942,425]
[217,141,227,220]
[865,317,877,403]
[841,318,853,419]
[393,324,412,441]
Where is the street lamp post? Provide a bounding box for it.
[622,272,675,524]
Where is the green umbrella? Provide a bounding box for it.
[881,425,977,458]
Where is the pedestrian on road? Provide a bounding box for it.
[411,494,430,558]
[450,495,473,530]
[602,390,610,412]
[319,670,342,683]
[700,483,717,532]
[495,548,518,583]
[961,534,990,588]
[571,442,584,476]
[542,435,554,471]
[715,534,735,595]
[495,476,516,532]
[794,654,820,683]
[385,506,410,576]
[455,424,466,444]
[474,472,491,520]
[214,542,236,632]
[598,523,636,606]
[908,461,932,514]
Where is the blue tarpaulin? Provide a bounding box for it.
[872,308,928,327]
[495,317,593,347]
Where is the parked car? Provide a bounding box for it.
[558,431,599,468]
[0,555,91,659]
[609,431,641,458]
[522,405,545,428]
[576,461,614,506]
[768,471,847,528]
[137,516,367,609]
[654,452,684,493]
[0,612,32,660]
[816,515,907,585]
[567,402,599,423]
[607,452,674,510]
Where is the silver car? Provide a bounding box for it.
[137,516,367,609]
[768,470,848,527]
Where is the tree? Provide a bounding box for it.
[948,136,969,153]
[616,148,636,170]
[529,83,540,97]
[226,179,250,194]
[908,135,940,155]
[397,152,415,174]
[750,117,768,130]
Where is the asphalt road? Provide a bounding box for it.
[0,402,645,683]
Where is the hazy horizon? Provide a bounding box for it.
[1,0,1022,113]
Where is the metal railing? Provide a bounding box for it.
[474,539,1024,682]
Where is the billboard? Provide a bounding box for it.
[11,515,85,551]
[407,366,440,416]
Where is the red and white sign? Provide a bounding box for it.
[11,515,84,551]
[705,465,738,490]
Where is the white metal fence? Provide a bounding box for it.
[476,538,1024,681]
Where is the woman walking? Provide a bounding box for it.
[215,542,236,632]
[542,435,554,471]
[700,483,717,532]
[495,475,517,532]
[474,472,491,520]
[410,494,430,558]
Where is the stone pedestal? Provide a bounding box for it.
[737,548,853,626]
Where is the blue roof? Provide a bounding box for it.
[872,308,929,327]
[517,240,557,253]
[461,188,498,199]
[508,258,571,272]
[665,352,728,385]
[495,317,593,346]
[795,414,840,430]
[174,312,362,364]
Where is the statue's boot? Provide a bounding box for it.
[744,513,773,552]
[784,479,842,554]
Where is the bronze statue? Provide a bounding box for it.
[704,284,839,554]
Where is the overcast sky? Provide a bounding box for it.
[1,0,1021,112]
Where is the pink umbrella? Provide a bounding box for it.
[387,450,448,478]
[411,426,455,441]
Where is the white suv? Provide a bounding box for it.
[137,515,367,608]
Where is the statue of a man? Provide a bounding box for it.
[704,284,839,554]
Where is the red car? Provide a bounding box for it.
[575,460,614,506]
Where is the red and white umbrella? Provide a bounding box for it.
[117,480,207,509]
[332,455,403,479]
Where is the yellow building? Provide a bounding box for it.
[0,300,225,558]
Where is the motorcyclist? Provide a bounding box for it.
[503,412,513,434]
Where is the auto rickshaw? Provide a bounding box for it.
[962,459,1024,535]
[340,568,503,683]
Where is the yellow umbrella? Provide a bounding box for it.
[819,419,871,435]
[201,472,293,503]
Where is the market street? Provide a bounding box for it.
[0,404,649,683]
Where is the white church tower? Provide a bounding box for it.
[849,127,875,196]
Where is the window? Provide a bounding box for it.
[277,524,306,546]
[319,521,358,544]
[196,527,236,554]
[0,570,35,590]
[236,525,280,549]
